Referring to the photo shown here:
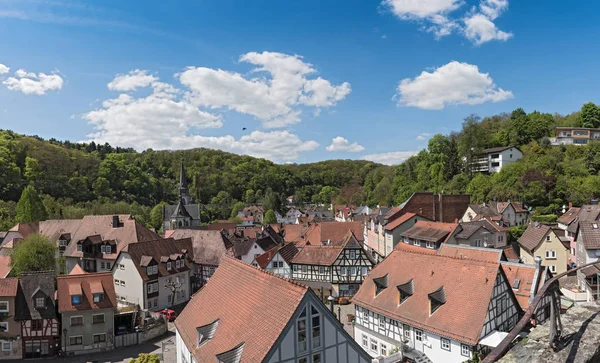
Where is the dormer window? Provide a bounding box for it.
[77,244,82,252]
[93,293,103,303]
[35,297,45,309]
[71,295,81,305]
[397,279,414,305]
[167,262,172,271]
[373,274,388,296]
[59,239,68,247]
[428,286,446,315]
[196,319,219,347]
[101,245,111,254]
[147,265,158,276]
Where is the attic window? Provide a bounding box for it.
[429,286,446,315]
[216,342,245,363]
[512,279,520,289]
[373,274,389,296]
[167,262,172,271]
[35,297,45,309]
[71,295,81,305]
[93,293,103,303]
[397,279,414,305]
[197,319,219,347]
[594,224,599,229]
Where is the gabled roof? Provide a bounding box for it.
[557,207,580,225]
[0,255,12,278]
[14,271,57,321]
[291,245,344,266]
[255,243,300,269]
[57,272,117,313]
[395,242,438,255]
[0,278,19,297]
[518,224,554,253]
[352,249,515,345]
[125,238,193,281]
[500,262,546,311]
[578,222,600,250]
[69,264,87,275]
[384,212,419,231]
[437,244,504,263]
[171,199,192,219]
[503,245,520,261]
[305,221,364,246]
[167,229,231,266]
[175,256,309,362]
[400,221,458,243]
[481,145,519,154]
[455,219,505,240]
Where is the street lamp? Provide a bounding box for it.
[327,296,335,313]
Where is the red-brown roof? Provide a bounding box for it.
[0,256,12,278]
[0,278,19,296]
[500,262,544,310]
[69,264,87,275]
[384,212,418,231]
[305,221,364,246]
[518,224,554,253]
[352,249,510,345]
[503,245,520,261]
[166,229,231,266]
[437,245,503,263]
[291,245,344,266]
[395,242,438,254]
[255,243,299,269]
[175,256,308,362]
[57,272,116,313]
[557,207,580,225]
[401,221,459,243]
[125,238,193,281]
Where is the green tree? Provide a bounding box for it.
[10,234,56,276]
[130,353,160,363]
[230,201,245,219]
[264,209,277,224]
[581,102,600,128]
[15,185,48,223]
[149,202,168,230]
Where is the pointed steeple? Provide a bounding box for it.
[178,159,192,205]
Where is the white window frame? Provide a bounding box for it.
[441,337,451,351]
[318,266,324,274]
[415,329,423,342]
[340,267,347,276]
[362,334,368,347]
[167,262,172,271]
[120,280,125,287]
[70,316,84,326]
[426,241,435,249]
[93,293,103,303]
[0,301,8,313]
[403,324,410,340]
[550,264,557,273]
[370,338,378,353]
[545,250,557,259]
[92,313,105,324]
[461,344,471,357]
[546,235,551,242]
[380,343,387,356]
[1,342,10,352]
[349,250,356,259]
[379,316,385,330]
[35,297,45,309]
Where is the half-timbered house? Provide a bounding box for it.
[255,242,300,278]
[291,231,375,298]
[14,271,60,359]
[352,249,521,363]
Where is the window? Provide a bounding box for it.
[69,336,83,346]
[120,280,125,287]
[93,293,103,303]
[153,299,158,308]
[363,309,369,320]
[293,265,298,272]
[461,344,471,357]
[147,266,154,276]
[114,279,119,286]
[168,295,173,304]
[31,319,43,331]
[94,333,106,343]
[0,301,8,312]
[362,334,368,347]
[340,267,347,276]
[550,265,557,273]
[147,301,152,309]
[350,267,357,276]
[312,353,321,363]
[475,239,482,247]
[349,250,356,259]
[301,265,307,273]
[101,262,106,269]
[546,250,557,259]
[77,244,82,252]
[2,342,10,352]
[92,314,105,324]
[496,295,506,315]
[318,266,324,274]
[413,239,419,246]
[380,343,387,356]
[362,267,368,276]
[379,316,385,330]
[403,324,410,340]
[415,329,423,342]
[370,338,378,353]
[441,338,451,351]
[71,295,81,305]
[0,322,8,333]
[426,241,435,249]
[299,358,307,363]
[167,262,172,270]
[297,307,307,353]
[120,264,125,270]
[106,262,111,269]
[70,316,83,326]
[311,305,321,349]
[546,235,551,242]
[35,297,45,308]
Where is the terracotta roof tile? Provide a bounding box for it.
[291,245,344,266]
[384,212,418,231]
[57,272,116,313]
[394,242,437,254]
[175,256,308,362]
[167,229,231,266]
[0,278,19,296]
[557,207,580,225]
[500,262,541,310]
[125,238,193,281]
[255,243,299,269]
[437,245,503,263]
[503,245,520,261]
[401,221,459,243]
[305,221,364,246]
[352,249,509,345]
[0,256,12,278]
[68,264,87,275]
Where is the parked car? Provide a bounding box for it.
[160,309,177,322]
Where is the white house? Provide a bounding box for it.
[471,146,523,173]
[255,242,300,278]
[231,226,283,266]
[576,222,600,301]
[175,255,372,363]
[461,201,529,227]
[383,212,430,256]
[352,248,521,363]
[112,238,193,311]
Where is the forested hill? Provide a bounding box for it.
[1,101,600,229]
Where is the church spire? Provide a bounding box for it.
[178,159,192,205]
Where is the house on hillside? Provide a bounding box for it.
[162,161,202,230]
[551,126,600,145]
[399,221,459,250]
[291,232,375,298]
[461,201,529,227]
[56,271,116,355]
[112,238,193,311]
[0,278,23,359]
[240,205,265,225]
[559,204,600,264]
[518,224,569,275]
[352,248,521,363]
[470,146,522,173]
[175,256,372,363]
[448,220,509,249]
[14,271,60,359]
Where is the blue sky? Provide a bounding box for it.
[1,0,600,164]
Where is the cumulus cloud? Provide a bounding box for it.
[107,69,158,91]
[0,64,9,75]
[361,151,419,165]
[395,61,513,110]
[179,51,351,128]
[326,136,365,152]
[416,132,432,140]
[382,0,512,44]
[2,68,64,95]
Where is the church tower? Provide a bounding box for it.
[179,159,193,205]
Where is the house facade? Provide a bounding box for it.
[291,232,375,297]
[461,201,529,227]
[518,224,569,275]
[14,271,60,359]
[470,146,522,173]
[363,207,391,259]
[551,127,600,145]
[0,278,23,360]
[575,222,600,301]
[57,271,116,355]
[383,213,430,255]
[399,221,459,251]
[256,243,300,278]
[352,249,521,363]
[112,238,193,311]
[175,255,372,363]
[448,220,508,249]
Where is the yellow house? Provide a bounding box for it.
[518,223,569,275]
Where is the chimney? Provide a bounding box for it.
[112,216,120,228]
[530,256,543,303]
[439,193,443,222]
[569,201,573,209]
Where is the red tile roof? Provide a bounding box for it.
[0,256,12,278]
[69,264,87,275]
[503,245,520,261]
[500,262,544,311]
[400,221,459,243]
[305,221,364,246]
[255,243,299,269]
[125,238,193,281]
[57,272,117,313]
[557,207,580,225]
[395,242,438,254]
[437,245,503,263]
[291,245,344,266]
[0,278,19,296]
[384,212,418,231]
[175,256,309,362]
[352,249,508,345]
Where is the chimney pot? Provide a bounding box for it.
[569,201,573,209]
[535,256,542,267]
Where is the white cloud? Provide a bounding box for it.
[0,64,9,75]
[326,137,365,152]
[395,61,513,110]
[383,0,513,44]
[179,51,351,128]
[107,69,158,91]
[361,151,419,165]
[2,68,64,95]
[416,132,432,140]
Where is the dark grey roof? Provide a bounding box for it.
[579,222,600,250]
[171,199,192,219]
[15,271,57,321]
[397,279,414,297]
[481,145,518,154]
[163,203,201,221]
[455,220,497,239]
[306,210,333,218]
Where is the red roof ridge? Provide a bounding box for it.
[398,244,499,265]
[57,271,113,280]
[222,255,309,290]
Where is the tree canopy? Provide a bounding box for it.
[10,234,56,276]
[264,209,277,224]
[16,185,48,223]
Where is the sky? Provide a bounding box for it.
[1,0,600,165]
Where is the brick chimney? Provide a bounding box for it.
[569,201,573,209]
